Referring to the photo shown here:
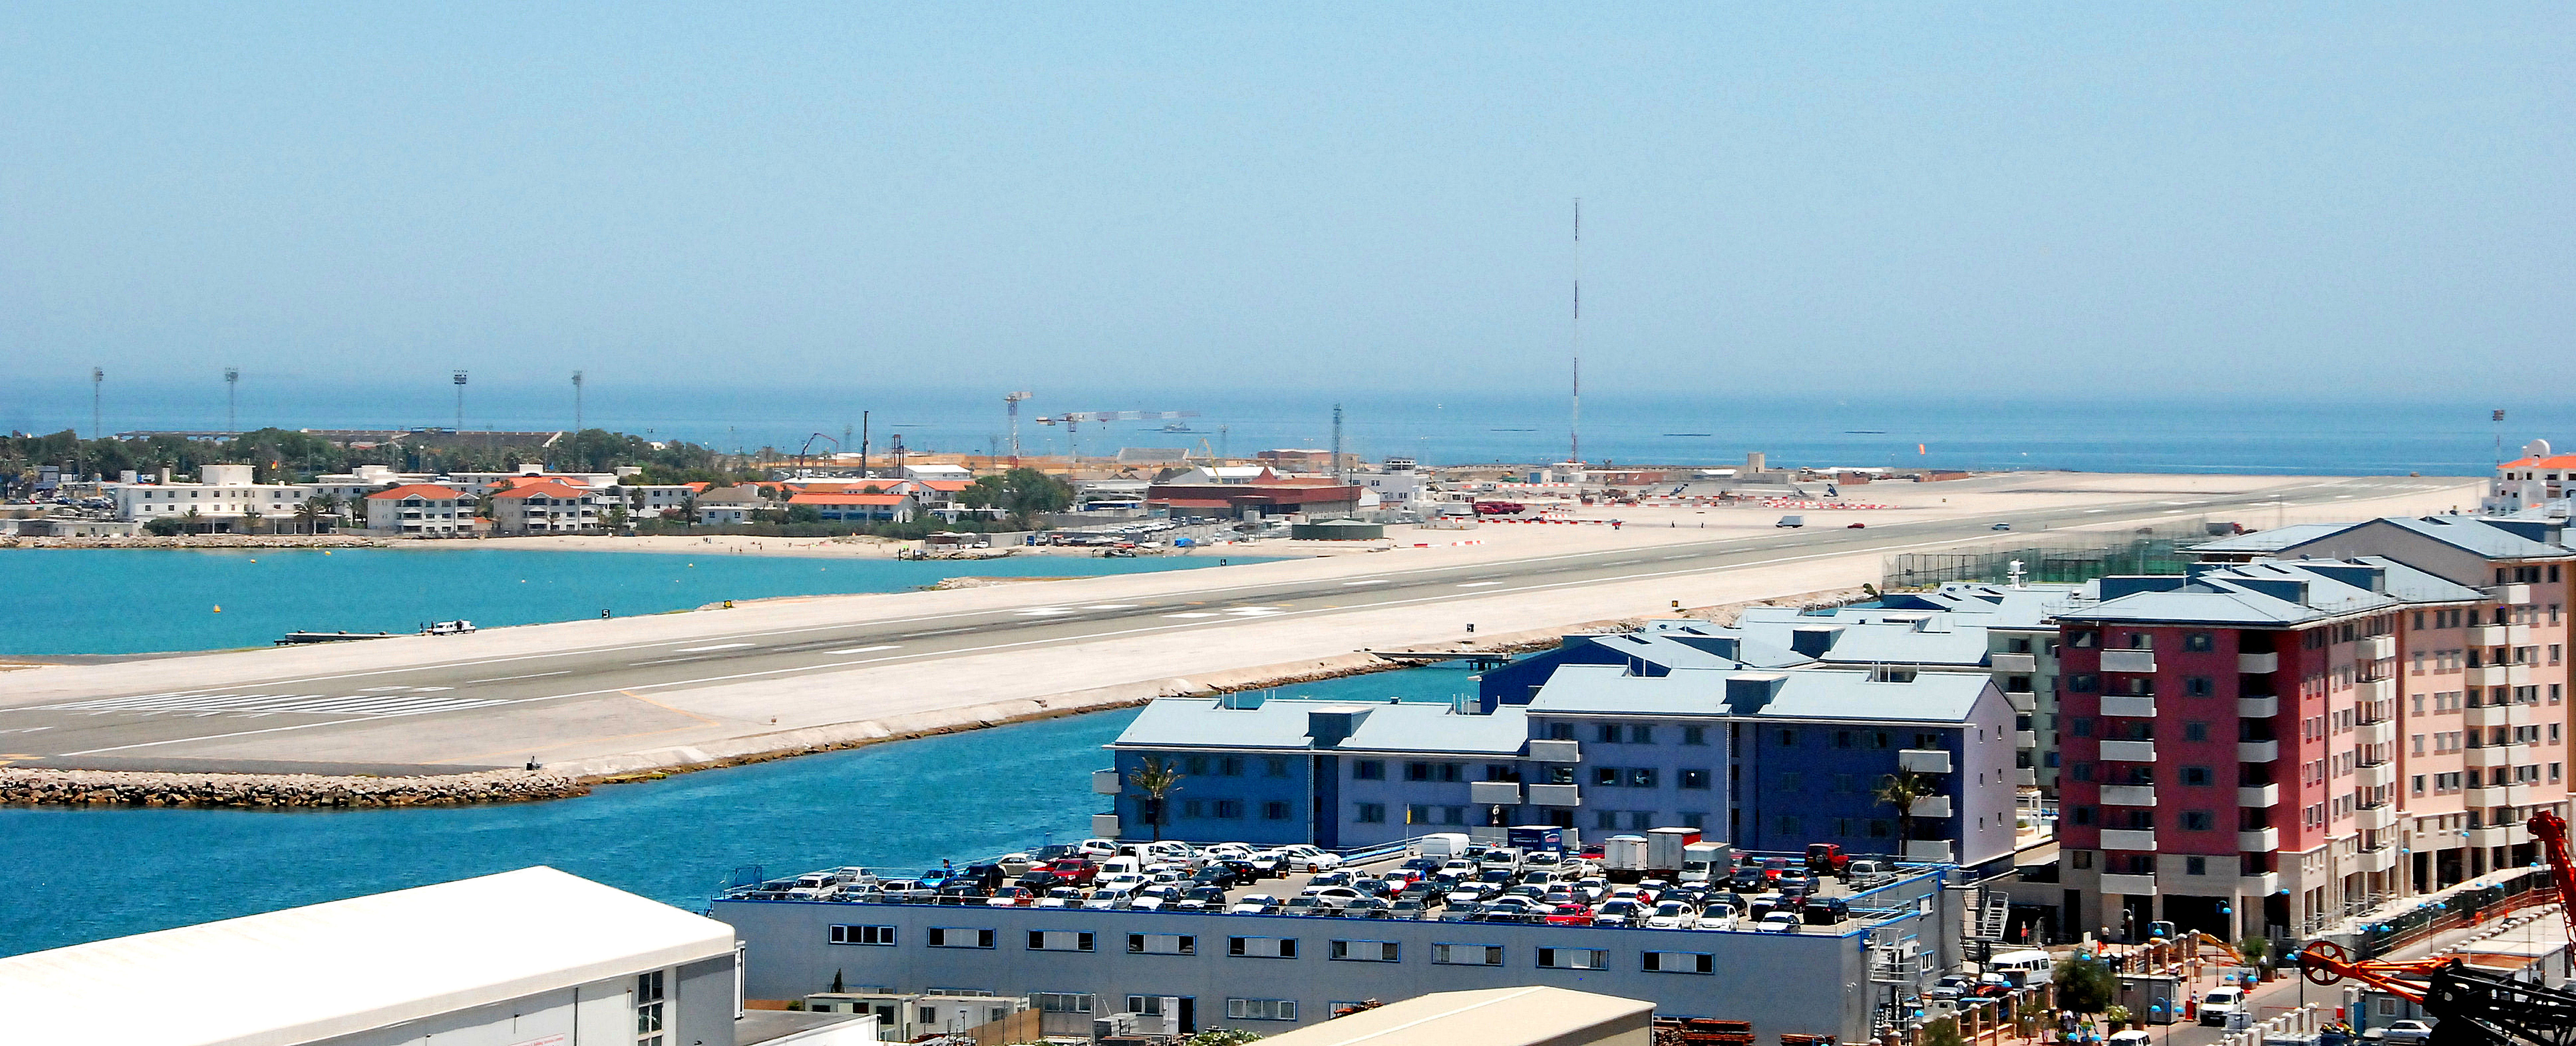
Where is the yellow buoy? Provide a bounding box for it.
[212,605,222,612]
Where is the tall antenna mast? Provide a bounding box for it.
[1005,391,1032,468]
[91,366,104,440]
[1332,403,1346,485]
[224,367,239,433]
[571,371,585,431]
[1570,198,1582,465]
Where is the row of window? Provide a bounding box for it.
[1170,799,1296,821]
[1171,755,1296,778]
[829,927,1688,973]
[1530,722,1944,751]
[1586,767,1714,790]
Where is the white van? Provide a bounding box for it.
[1776,515,1805,528]
[2198,987,2246,1026]
[1989,949,2054,987]
[1416,833,1472,860]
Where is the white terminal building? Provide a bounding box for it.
[0,866,870,1046]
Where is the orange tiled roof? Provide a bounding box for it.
[366,484,463,501]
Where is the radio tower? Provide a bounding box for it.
[1005,391,1033,467]
[224,367,240,433]
[1569,198,1582,466]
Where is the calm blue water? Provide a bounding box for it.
[7,380,2562,476]
[0,664,1483,957]
[0,548,1243,655]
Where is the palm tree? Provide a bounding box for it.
[180,507,205,535]
[1875,771,1933,858]
[1127,758,1186,842]
[242,508,264,535]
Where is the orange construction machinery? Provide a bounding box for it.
[2295,810,2576,1046]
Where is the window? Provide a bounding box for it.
[635,970,665,1046]
[830,924,897,946]
[1682,726,1707,745]
[1406,761,1432,781]
[1680,768,1712,790]
[1128,933,1197,955]
[1028,931,1095,952]
[927,927,995,949]
[1409,804,1432,825]
[1033,994,1095,1014]
[1220,756,1244,776]
[1595,810,1619,830]
[1329,939,1399,962]
[1214,800,1243,819]
[1642,951,1716,974]
[1627,768,1658,788]
[1596,724,1621,743]
[2182,811,2214,831]
[1593,767,1622,787]
[2185,856,2208,875]
[2185,632,2215,651]
[2185,677,2214,697]
[1228,999,1298,1021]
[1265,756,1290,777]
[1229,936,1298,958]
[2067,675,2100,693]
[2180,766,2212,787]
[1264,801,1292,820]
[1353,760,1383,780]
[1628,724,1654,744]
[1777,728,1799,746]
[1537,947,1610,970]
[1355,803,1385,823]
[1432,943,1505,966]
[2184,722,2209,742]
[1775,814,1801,834]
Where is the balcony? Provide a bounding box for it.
[2015,767,2039,786]
[2487,583,2533,605]
[1903,839,1955,862]
[2355,679,2394,704]
[2101,741,2158,762]
[2007,690,2038,713]
[2466,746,2519,771]
[2016,730,2039,749]
[1526,784,1582,808]
[2101,785,2157,807]
[2239,871,2280,895]
[1524,739,1582,763]
[2100,873,2157,896]
[2238,827,2280,851]
[2238,651,2280,674]
[1092,770,1122,795]
[2355,635,2396,661]
[2237,740,2280,762]
[2101,695,2158,719]
[2238,783,2281,808]
[2467,824,2529,849]
[1990,652,2038,673]
[1898,749,1954,774]
[2466,624,2528,647]
[1469,781,1523,805]
[2465,702,2529,729]
[1912,796,1954,819]
[2356,762,2397,789]
[2100,650,2158,674]
[2359,846,2398,873]
[2356,720,2397,747]
[2356,805,2397,831]
[1092,813,1121,837]
[2466,664,2532,688]
[2236,695,2279,718]
[2101,828,2157,851]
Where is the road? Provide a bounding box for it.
[0,474,2471,776]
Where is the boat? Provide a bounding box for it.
[1160,422,1196,433]
[275,630,401,646]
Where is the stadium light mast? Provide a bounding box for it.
[224,367,240,433]
[571,370,585,431]
[452,370,469,432]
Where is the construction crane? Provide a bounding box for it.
[1031,410,1200,465]
[2295,810,2576,1046]
[1004,392,1032,468]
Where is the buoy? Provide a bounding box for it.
[212,605,222,612]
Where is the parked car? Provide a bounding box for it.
[1035,887,1082,908]
[1229,894,1283,915]
[2380,1020,2434,1042]
[1591,900,1645,927]
[1645,901,1696,929]
[984,886,1036,907]
[2199,988,2247,1027]
[1755,912,1800,933]
[1545,904,1595,925]
[1049,858,1099,886]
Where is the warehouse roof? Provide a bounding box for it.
[1253,986,1653,1046]
[0,867,737,1046]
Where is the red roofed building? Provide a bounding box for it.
[489,479,604,534]
[787,491,917,523]
[1145,481,1362,521]
[363,484,468,537]
[2488,443,2576,514]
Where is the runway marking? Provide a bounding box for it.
[1457,581,1504,587]
[1162,612,1220,619]
[1078,604,1139,610]
[1013,607,1079,616]
[464,670,571,684]
[824,645,901,654]
[676,643,756,652]
[33,692,514,717]
[630,656,707,666]
[1222,607,1287,617]
[1340,580,1390,586]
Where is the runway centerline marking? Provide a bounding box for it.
[675,643,756,653]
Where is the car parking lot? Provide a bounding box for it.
[722,839,1884,935]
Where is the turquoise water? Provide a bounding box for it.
[0,548,1244,655]
[0,664,1478,957]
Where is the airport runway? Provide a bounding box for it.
[0,474,2469,774]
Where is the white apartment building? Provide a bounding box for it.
[364,484,470,536]
[490,479,605,534]
[110,464,311,531]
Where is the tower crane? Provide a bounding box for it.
[1031,410,1200,465]
[2296,809,2576,1046]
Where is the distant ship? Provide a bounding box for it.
[1490,427,1536,432]
[1663,432,1712,437]
[1846,430,1887,434]
[1160,422,1195,432]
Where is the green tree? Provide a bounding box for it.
[1874,771,1934,856]
[143,517,186,536]
[960,467,1074,523]
[2054,956,2118,1014]
[1127,758,1185,842]
[180,507,206,534]
[1921,1017,1967,1046]
[1185,1030,1262,1046]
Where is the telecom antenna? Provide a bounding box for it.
[1005,391,1033,467]
[224,367,240,433]
[571,371,585,431]
[1570,198,1582,466]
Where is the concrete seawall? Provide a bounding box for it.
[0,766,588,809]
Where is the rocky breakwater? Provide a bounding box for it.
[0,767,589,808]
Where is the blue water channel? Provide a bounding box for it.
[0,662,1483,957]
[0,547,1247,655]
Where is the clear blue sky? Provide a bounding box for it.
[3,3,2568,402]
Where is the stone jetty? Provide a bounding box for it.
[0,767,588,809]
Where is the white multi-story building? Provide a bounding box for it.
[364,484,470,536]
[2485,440,2576,517]
[110,464,312,532]
[490,479,605,534]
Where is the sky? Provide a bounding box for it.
[3,3,2571,419]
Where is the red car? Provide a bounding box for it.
[1050,858,1098,886]
[1473,501,1526,516]
[1544,904,1595,925]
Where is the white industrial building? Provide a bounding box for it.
[0,866,870,1046]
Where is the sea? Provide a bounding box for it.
[0,547,1245,656]
[5,380,2562,477]
[0,663,1479,957]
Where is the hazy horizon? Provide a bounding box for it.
[5,4,2571,404]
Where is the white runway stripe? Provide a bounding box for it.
[33,691,513,717]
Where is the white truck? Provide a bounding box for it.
[1679,841,1735,885]
[1644,827,1706,877]
[1601,835,1651,881]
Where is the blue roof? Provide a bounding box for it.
[1526,665,1992,725]
[1108,697,1532,756]
[2059,557,2484,626]
[1735,607,1995,667]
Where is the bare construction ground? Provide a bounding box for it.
[0,472,2479,782]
